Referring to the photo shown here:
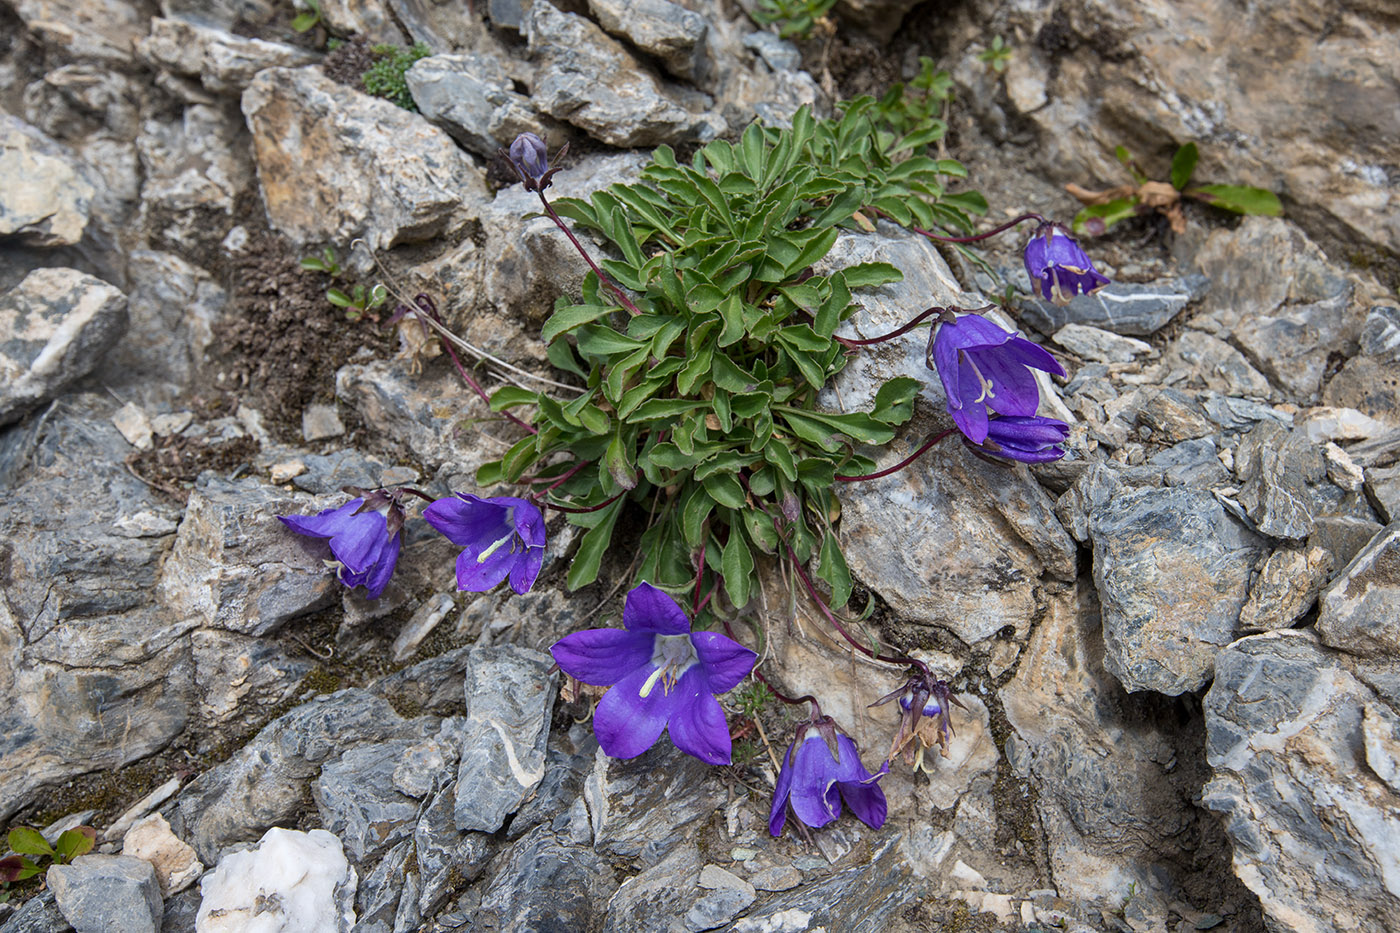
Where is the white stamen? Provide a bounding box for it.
[965,356,996,404]
[476,531,517,564]
[638,666,667,699]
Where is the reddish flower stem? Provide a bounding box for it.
[537,192,643,317]
[834,428,957,482]
[868,207,1046,244]
[529,460,590,500]
[544,492,623,515]
[410,295,537,435]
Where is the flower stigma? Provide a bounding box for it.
[639,634,699,698]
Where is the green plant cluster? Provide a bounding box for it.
[1074,142,1282,236]
[479,101,987,615]
[749,0,838,40]
[0,825,95,900]
[299,246,389,321]
[362,42,431,112]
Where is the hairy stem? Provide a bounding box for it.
[835,428,957,482]
[537,192,643,317]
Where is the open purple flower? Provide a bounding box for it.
[550,582,756,765]
[929,312,1066,445]
[1023,225,1110,305]
[423,493,546,595]
[977,415,1069,463]
[501,132,565,192]
[279,489,404,600]
[769,718,887,837]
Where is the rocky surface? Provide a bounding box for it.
[1,0,1398,931]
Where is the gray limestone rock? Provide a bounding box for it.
[157,475,340,637]
[1165,331,1272,399]
[170,689,431,863]
[1053,322,1152,363]
[451,645,556,833]
[471,827,619,932]
[414,782,498,918]
[1233,420,1374,542]
[0,268,128,427]
[527,2,708,147]
[1148,437,1229,488]
[136,102,253,254]
[587,0,710,83]
[9,0,151,63]
[241,67,484,251]
[586,743,725,867]
[1317,521,1400,658]
[315,741,422,863]
[1136,388,1212,443]
[685,886,754,932]
[0,891,72,933]
[1238,545,1332,633]
[389,0,492,49]
[602,844,701,933]
[48,855,162,933]
[406,54,551,158]
[1194,216,1352,330]
[1020,274,1208,338]
[137,17,319,93]
[1203,631,1400,933]
[1235,292,1362,401]
[0,115,103,248]
[311,0,405,44]
[352,839,411,933]
[1360,305,1400,362]
[1089,485,1264,694]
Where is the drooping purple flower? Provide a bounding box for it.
[928,312,1066,445]
[769,718,887,837]
[871,673,966,773]
[279,488,404,600]
[550,582,757,765]
[1023,225,1110,305]
[977,415,1070,463]
[502,132,565,192]
[423,493,546,595]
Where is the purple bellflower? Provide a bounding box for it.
[929,312,1066,446]
[1023,225,1110,305]
[769,716,888,837]
[502,132,565,192]
[979,415,1070,463]
[423,493,546,595]
[872,674,967,773]
[550,582,757,765]
[279,487,405,600]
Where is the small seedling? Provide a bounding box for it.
[1069,142,1282,236]
[290,0,323,33]
[362,43,432,111]
[749,0,838,40]
[978,35,1012,74]
[327,283,389,322]
[0,826,96,901]
[299,246,343,277]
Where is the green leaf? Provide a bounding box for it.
[604,427,637,490]
[871,376,921,424]
[1071,197,1141,236]
[1170,142,1199,190]
[54,828,95,863]
[680,483,714,546]
[542,303,617,343]
[488,386,539,411]
[626,398,710,423]
[839,262,903,289]
[717,293,746,348]
[566,497,625,590]
[8,829,52,858]
[721,525,755,608]
[817,531,852,609]
[291,9,320,31]
[1188,184,1282,216]
[575,325,647,357]
[325,288,352,308]
[764,439,798,482]
[500,435,541,482]
[475,459,504,487]
[702,473,746,509]
[546,337,588,378]
[815,272,851,338]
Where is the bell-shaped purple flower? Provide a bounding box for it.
[550,582,757,765]
[1023,225,1110,305]
[280,490,403,600]
[977,415,1069,463]
[769,719,887,837]
[502,132,565,192]
[929,313,1066,445]
[423,493,546,595]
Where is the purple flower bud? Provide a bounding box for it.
[551,583,757,765]
[510,132,548,180]
[976,415,1070,463]
[423,493,547,595]
[928,313,1065,446]
[769,718,887,837]
[279,491,404,600]
[1023,225,1110,306]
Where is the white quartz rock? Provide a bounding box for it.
[196,827,357,932]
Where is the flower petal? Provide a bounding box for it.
[951,359,989,443]
[930,323,963,408]
[328,511,389,575]
[622,582,691,635]
[666,669,732,765]
[454,546,514,592]
[508,543,545,594]
[512,498,548,548]
[837,778,888,829]
[551,628,656,686]
[362,533,401,600]
[690,631,756,695]
[1004,335,1067,378]
[279,498,364,539]
[967,346,1041,418]
[788,735,842,829]
[593,663,684,759]
[769,741,797,836]
[423,494,511,547]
